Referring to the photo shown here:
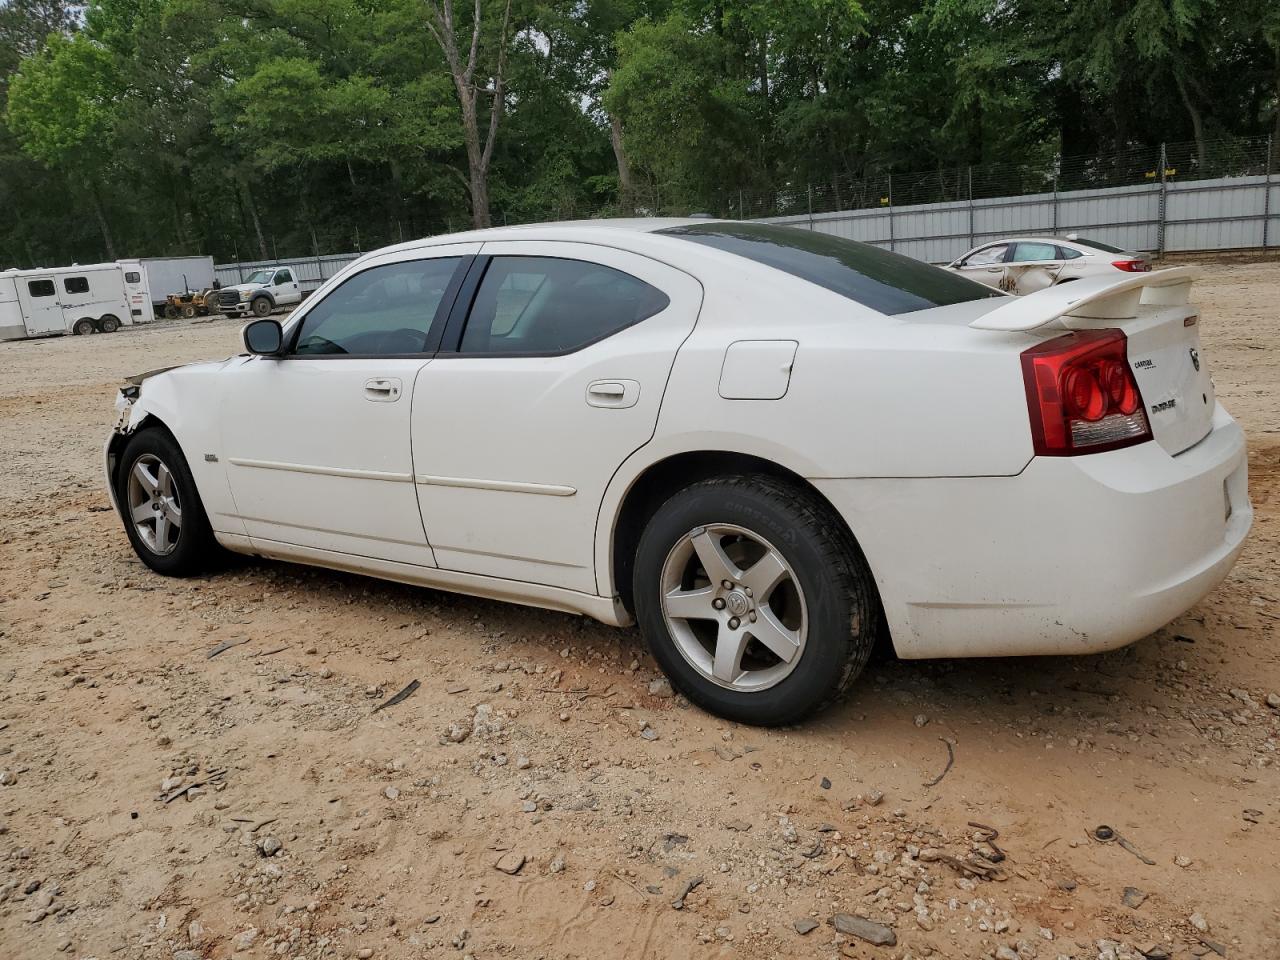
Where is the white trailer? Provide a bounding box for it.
[0,263,132,341]
[118,256,215,319]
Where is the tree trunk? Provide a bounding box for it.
[425,0,512,231]
[239,177,269,259]
[609,111,633,212]
[458,92,492,229]
[88,182,117,260]
[1174,71,1206,170]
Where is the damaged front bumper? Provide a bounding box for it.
[103,386,139,516]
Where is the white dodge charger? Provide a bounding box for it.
[105,220,1252,725]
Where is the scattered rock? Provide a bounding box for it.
[1174,855,1193,868]
[1122,887,1148,909]
[866,789,883,806]
[648,677,673,698]
[494,852,525,875]
[831,913,897,947]
[355,949,374,959]
[914,714,929,727]
[258,837,282,857]
[232,927,258,951]
[1189,912,1209,933]
[383,786,400,801]
[794,918,819,935]
[1,771,18,786]
[1266,692,1280,710]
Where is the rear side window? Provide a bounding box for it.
[294,257,461,356]
[459,257,669,355]
[27,279,55,297]
[64,276,89,294]
[1057,247,1083,260]
[658,222,1000,315]
[124,271,141,283]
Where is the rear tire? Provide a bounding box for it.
[73,318,96,336]
[164,305,179,319]
[116,428,220,576]
[98,314,120,333]
[633,475,878,726]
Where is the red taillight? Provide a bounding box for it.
[1112,258,1150,272]
[1020,330,1152,456]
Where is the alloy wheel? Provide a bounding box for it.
[126,453,182,556]
[659,523,808,692]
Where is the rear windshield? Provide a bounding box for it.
[1067,236,1127,254]
[657,222,1002,315]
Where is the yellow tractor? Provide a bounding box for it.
[162,288,220,319]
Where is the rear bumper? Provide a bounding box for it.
[813,402,1251,658]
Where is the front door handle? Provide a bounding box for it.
[586,379,639,409]
[364,377,402,402]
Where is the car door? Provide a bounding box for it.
[271,268,302,305]
[953,244,1010,288]
[410,241,702,593]
[219,244,479,565]
[20,277,65,334]
[1005,240,1064,293]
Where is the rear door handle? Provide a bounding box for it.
[586,379,639,409]
[364,377,402,402]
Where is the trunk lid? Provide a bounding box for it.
[969,266,1213,456]
[1111,306,1213,455]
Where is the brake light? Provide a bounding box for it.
[1020,330,1152,456]
[1112,259,1150,272]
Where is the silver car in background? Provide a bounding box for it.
[947,234,1152,295]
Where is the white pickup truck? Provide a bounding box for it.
[216,267,303,318]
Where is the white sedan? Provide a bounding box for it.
[105,220,1251,725]
[947,234,1152,294]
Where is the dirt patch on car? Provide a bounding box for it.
[1,270,1278,959]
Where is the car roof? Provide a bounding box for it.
[371,218,707,256]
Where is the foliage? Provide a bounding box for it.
[0,0,1276,265]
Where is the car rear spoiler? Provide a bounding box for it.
[968,266,1197,332]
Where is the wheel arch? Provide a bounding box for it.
[600,448,885,626]
[106,412,180,518]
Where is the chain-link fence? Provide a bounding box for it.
[716,136,1278,263]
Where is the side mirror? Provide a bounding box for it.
[243,318,284,356]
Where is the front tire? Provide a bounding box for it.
[633,475,878,726]
[251,296,272,317]
[116,428,220,576]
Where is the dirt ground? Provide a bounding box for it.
[0,259,1277,960]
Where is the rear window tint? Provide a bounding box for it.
[657,222,1001,315]
[1067,236,1127,254]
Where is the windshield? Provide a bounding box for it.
[243,269,273,284]
[657,222,1002,315]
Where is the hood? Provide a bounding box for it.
[125,356,241,388]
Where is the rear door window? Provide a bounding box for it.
[658,222,1000,315]
[1011,242,1059,262]
[458,257,670,355]
[27,279,55,297]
